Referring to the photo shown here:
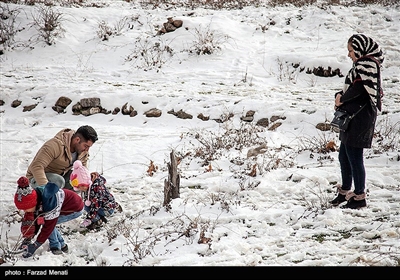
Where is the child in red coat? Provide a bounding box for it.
[14,176,84,258]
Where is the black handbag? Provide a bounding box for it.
[331,104,366,131]
[331,109,350,131]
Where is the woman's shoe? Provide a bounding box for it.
[330,193,346,206]
[341,197,367,209]
[330,185,350,206]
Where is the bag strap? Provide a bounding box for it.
[348,103,366,121]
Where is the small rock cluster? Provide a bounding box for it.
[1,93,338,134]
[1,94,337,134]
[157,17,183,35]
[2,96,296,131]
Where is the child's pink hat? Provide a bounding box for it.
[70,160,91,191]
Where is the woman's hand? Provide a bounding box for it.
[335,93,343,108]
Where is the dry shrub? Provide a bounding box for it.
[31,5,64,45]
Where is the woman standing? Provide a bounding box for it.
[330,34,384,209]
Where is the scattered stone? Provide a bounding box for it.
[80,97,101,108]
[11,100,21,108]
[268,122,282,131]
[145,108,162,117]
[23,104,37,112]
[52,96,72,113]
[316,123,331,131]
[197,113,209,121]
[256,118,269,127]
[121,102,134,115]
[112,107,120,115]
[270,115,285,122]
[168,109,193,119]
[157,17,183,35]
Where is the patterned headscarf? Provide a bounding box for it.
[351,34,383,60]
[343,34,384,110]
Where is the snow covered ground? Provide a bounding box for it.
[1,0,400,269]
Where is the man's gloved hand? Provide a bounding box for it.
[35,185,46,193]
[22,241,42,258]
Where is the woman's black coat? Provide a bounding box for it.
[338,79,377,148]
